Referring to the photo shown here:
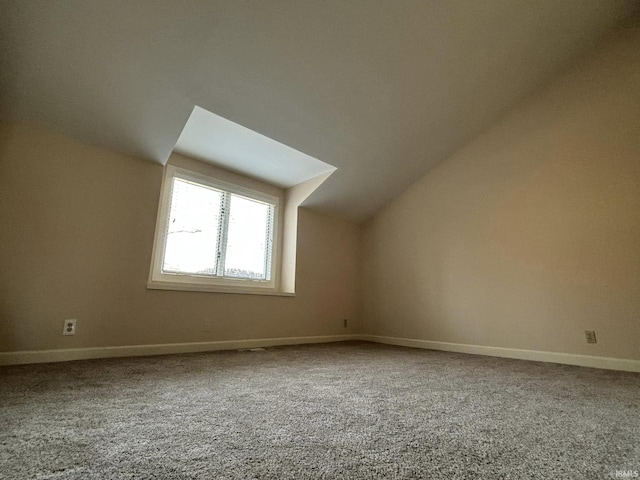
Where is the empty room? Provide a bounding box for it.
[1,1,639,478]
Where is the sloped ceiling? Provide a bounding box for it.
[1,0,638,220]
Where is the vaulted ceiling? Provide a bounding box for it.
[1,0,638,220]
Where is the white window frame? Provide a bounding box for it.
[147,165,282,295]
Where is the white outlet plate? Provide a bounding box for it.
[63,319,77,336]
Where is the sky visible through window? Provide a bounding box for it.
[163,178,270,280]
[225,194,270,279]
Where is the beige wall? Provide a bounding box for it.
[2,27,639,363]
[361,27,640,360]
[0,124,360,352]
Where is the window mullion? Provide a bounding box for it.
[216,192,231,277]
[264,205,274,281]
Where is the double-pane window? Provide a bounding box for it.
[149,166,279,292]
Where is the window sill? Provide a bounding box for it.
[146,281,295,296]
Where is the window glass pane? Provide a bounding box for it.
[163,178,221,275]
[224,194,272,280]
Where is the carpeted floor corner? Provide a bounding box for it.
[0,341,638,479]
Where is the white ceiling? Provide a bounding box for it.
[1,0,638,220]
[174,106,335,189]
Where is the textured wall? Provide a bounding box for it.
[0,124,360,352]
[361,27,640,360]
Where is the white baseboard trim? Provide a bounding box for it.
[358,335,640,372]
[0,334,359,366]
[2,334,638,372]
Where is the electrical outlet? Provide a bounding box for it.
[343,319,348,328]
[585,330,597,344]
[63,319,77,336]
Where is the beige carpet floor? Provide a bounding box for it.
[1,341,638,479]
